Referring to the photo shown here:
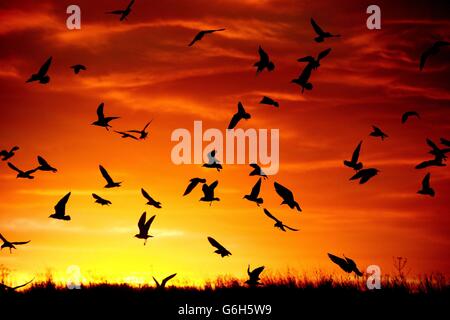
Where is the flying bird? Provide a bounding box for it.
[70,64,86,74]
[153,273,177,289]
[92,103,119,130]
[202,149,222,171]
[92,193,112,206]
[419,41,450,71]
[228,102,251,129]
[0,279,34,292]
[297,48,332,70]
[26,56,52,84]
[0,233,30,254]
[141,188,162,208]
[134,212,155,245]
[188,28,225,46]
[114,131,138,140]
[401,111,420,124]
[370,126,388,141]
[254,46,275,74]
[36,156,57,173]
[311,18,340,43]
[417,173,435,197]
[49,192,71,221]
[274,182,301,211]
[291,63,314,93]
[200,180,220,205]
[249,163,267,179]
[259,96,279,108]
[183,178,206,196]
[246,265,264,286]
[263,208,298,232]
[207,237,231,257]
[106,0,135,21]
[415,158,446,169]
[426,138,450,160]
[243,178,264,206]
[328,253,363,276]
[7,162,37,179]
[350,168,379,184]
[126,120,152,140]
[0,146,19,161]
[99,165,121,188]
[343,141,363,171]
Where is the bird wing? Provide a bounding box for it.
[310,18,324,35]
[107,10,125,14]
[141,188,151,201]
[202,183,212,198]
[144,215,156,232]
[99,165,114,184]
[161,273,177,287]
[152,277,160,287]
[250,163,260,170]
[344,256,362,275]
[12,278,34,290]
[11,240,30,245]
[207,236,225,251]
[351,141,362,163]
[209,180,218,191]
[138,212,146,230]
[7,162,21,173]
[317,48,332,61]
[0,233,7,243]
[126,0,135,10]
[188,32,203,46]
[440,138,450,147]
[228,112,242,130]
[237,101,246,115]
[251,266,265,278]
[204,28,225,33]
[37,156,49,167]
[422,173,431,188]
[263,208,279,223]
[11,146,19,152]
[183,180,198,196]
[274,182,293,200]
[38,57,52,76]
[55,192,71,214]
[258,46,269,63]
[143,120,153,131]
[328,253,349,272]
[297,56,315,63]
[96,103,105,119]
[283,225,299,231]
[92,193,102,201]
[419,47,432,71]
[426,138,439,151]
[250,178,262,197]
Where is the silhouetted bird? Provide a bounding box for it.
[106,0,135,21]
[0,233,30,254]
[415,158,446,169]
[153,273,176,289]
[350,168,379,184]
[427,138,450,160]
[200,180,220,205]
[259,96,279,107]
[134,212,155,245]
[343,141,363,171]
[99,165,121,188]
[0,279,34,292]
[92,193,112,206]
[183,178,206,196]
[141,188,162,208]
[274,182,301,211]
[401,111,420,124]
[370,126,388,141]
[202,149,222,171]
[92,103,119,130]
[263,208,298,232]
[207,236,231,257]
[417,173,435,197]
[254,46,275,74]
[70,64,86,74]
[420,41,449,71]
[228,102,251,129]
[244,178,264,206]
[0,146,19,161]
[246,265,264,286]
[7,162,37,179]
[311,18,340,43]
[114,130,138,140]
[441,138,450,147]
[26,56,52,84]
[297,48,332,70]
[126,120,152,139]
[291,63,313,93]
[188,28,225,46]
[249,163,267,179]
[328,253,363,276]
[36,156,57,173]
[49,192,71,221]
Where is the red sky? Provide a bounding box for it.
[0,0,449,285]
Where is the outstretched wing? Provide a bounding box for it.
[419,47,431,71]
[126,0,135,10]
[107,10,125,15]
[297,56,315,63]
[251,266,265,278]
[99,165,114,184]
[327,253,349,272]
[422,172,431,189]
[55,192,71,214]
[317,48,332,61]
[12,278,34,290]
[0,233,7,243]
[11,240,30,245]
[263,208,279,223]
[143,120,153,131]
[183,180,198,196]
[92,193,103,201]
[144,215,156,232]
[161,273,177,287]
[310,18,324,36]
[37,156,50,167]
[138,212,146,230]
[274,182,293,200]
[283,225,299,232]
[228,113,241,129]
[351,141,362,163]
[7,162,21,173]
[207,236,225,251]
[258,46,269,63]
[426,138,439,151]
[250,178,262,197]
[38,57,52,76]
[141,188,151,201]
[97,103,105,119]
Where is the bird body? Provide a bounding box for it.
[246,265,264,286]
[26,57,52,84]
[207,237,231,257]
[0,233,30,253]
[291,63,313,93]
[70,64,86,74]
[311,18,340,43]
[401,111,420,124]
[274,182,301,211]
[200,181,220,204]
[92,193,112,206]
[254,46,275,74]
[417,173,435,197]
[243,178,264,206]
[135,212,155,245]
[99,165,121,188]
[202,150,222,171]
[92,103,119,130]
[141,188,162,208]
[370,126,388,140]
[49,192,71,220]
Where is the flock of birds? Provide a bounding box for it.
[1,0,449,290]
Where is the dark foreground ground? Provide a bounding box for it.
[0,278,449,319]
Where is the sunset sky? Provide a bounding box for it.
[0,0,449,286]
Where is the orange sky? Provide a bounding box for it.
[0,0,449,286]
